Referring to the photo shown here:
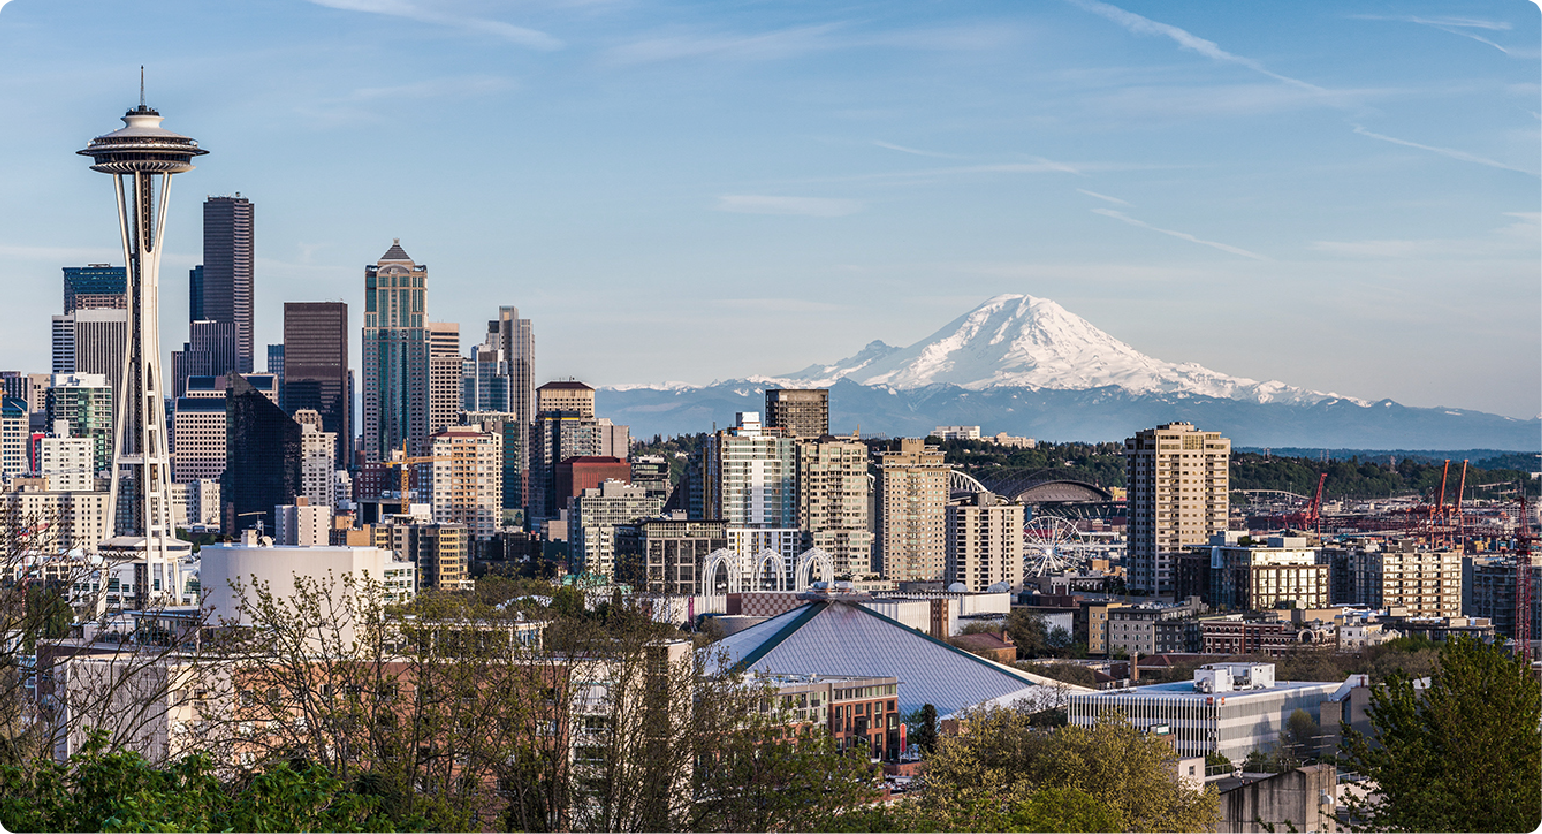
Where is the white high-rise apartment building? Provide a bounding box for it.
[946,492,1024,593]
[295,409,338,509]
[37,421,96,492]
[704,412,796,529]
[275,497,332,547]
[429,426,502,543]
[1124,422,1231,595]
[1,397,27,480]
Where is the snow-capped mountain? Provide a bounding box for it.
[597,294,1538,449]
[766,294,1364,406]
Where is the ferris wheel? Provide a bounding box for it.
[1024,516,1085,577]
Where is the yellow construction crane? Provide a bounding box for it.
[381,441,451,515]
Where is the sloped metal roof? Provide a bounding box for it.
[707,600,1054,715]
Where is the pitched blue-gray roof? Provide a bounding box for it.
[706,600,1050,716]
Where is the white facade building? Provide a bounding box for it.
[275,498,332,547]
[704,412,796,529]
[298,421,338,508]
[38,424,97,492]
[571,480,665,580]
[1067,662,1342,762]
[201,537,417,632]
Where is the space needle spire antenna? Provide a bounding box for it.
[78,79,208,608]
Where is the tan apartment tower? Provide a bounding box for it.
[765,388,829,440]
[536,380,595,418]
[427,322,461,435]
[946,492,1024,593]
[795,435,872,575]
[1124,422,1230,595]
[874,437,950,581]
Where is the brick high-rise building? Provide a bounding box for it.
[362,241,428,462]
[283,302,350,468]
[874,437,949,581]
[1123,422,1230,596]
[765,388,828,440]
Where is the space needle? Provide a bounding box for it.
[78,79,205,607]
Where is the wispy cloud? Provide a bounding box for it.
[1066,0,1328,94]
[1352,125,1535,175]
[306,0,562,50]
[716,195,865,217]
[1077,188,1130,206]
[1312,212,1541,258]
[1350,14,1513,53]
[349,75,519,100]
[606,24,840,65]
[797,159,1087,186]
[1350,14,1512,31]
[1092,208,1266,259]
[874,141,962,159]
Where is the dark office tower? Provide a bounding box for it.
[188,266,203,320]
[765,388,829,439]
[62,265,127,313]
[283,302,349,468]
[363,240,428,462]
[222,373,301,536]
[201,194,255,373]
[170,320,236,398]
[494,306,535,426]
[267,344,285,406]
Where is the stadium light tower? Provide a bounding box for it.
[77,76,207,605]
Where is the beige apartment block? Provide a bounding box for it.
[1124,422,1230,595]
[874,438,950,582]
[536,380,596,418]
[945,492,1024,592]
[796,436,872,576]
[428,426,503,543]
[427,322,461,436]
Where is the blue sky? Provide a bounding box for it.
[1,0,1537,419]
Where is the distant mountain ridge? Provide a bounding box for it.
[763,294,1363,406]
[597,295,1540,449]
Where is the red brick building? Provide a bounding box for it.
[555,456,630,505]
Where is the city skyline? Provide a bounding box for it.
[0,1,1537,421]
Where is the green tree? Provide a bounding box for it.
[1005,609,1050,658]
[0,732,406,833]
[898,707,1216,833]
[911,703,940,754]
[1339,636,1542,833]
[1276,708,1319,766]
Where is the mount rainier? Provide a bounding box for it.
[598,295,1538,449]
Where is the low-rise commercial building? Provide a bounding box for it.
[1067,662,1343,761]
